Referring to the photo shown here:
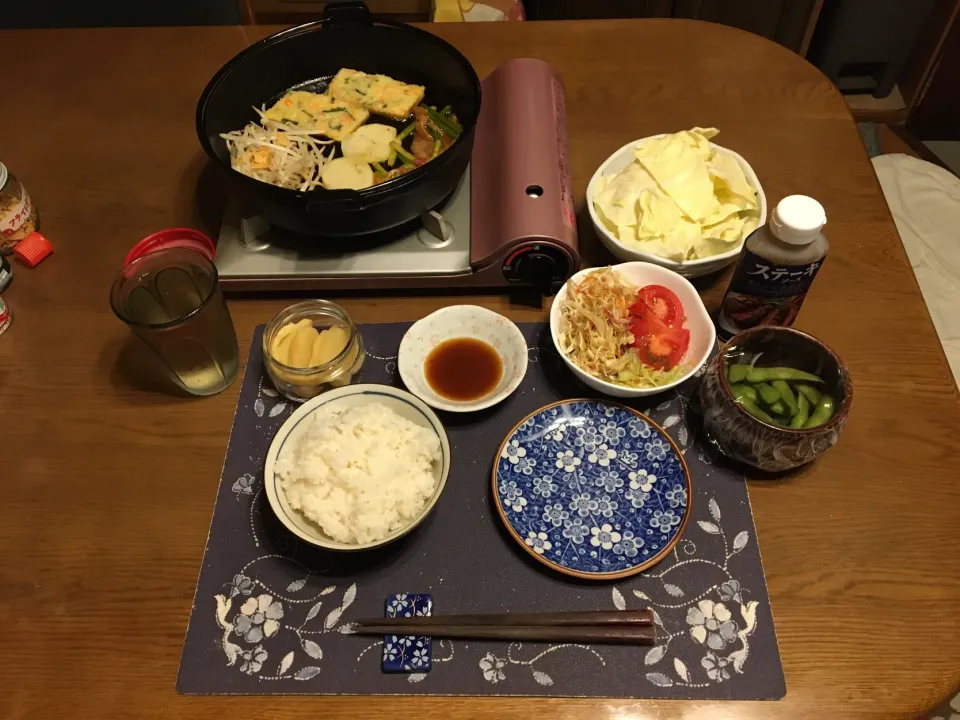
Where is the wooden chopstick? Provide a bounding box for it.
[353,609,653,629]
[348,623,656,645]
[347,610,657,645]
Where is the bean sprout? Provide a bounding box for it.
[220,107,337,191]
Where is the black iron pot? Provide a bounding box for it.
[197,1,481,237]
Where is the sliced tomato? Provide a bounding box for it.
[636,285,685,328]
[633,326,690,371]
[629,299,667,337]
[629,315,657,344]
[628,285,690,370]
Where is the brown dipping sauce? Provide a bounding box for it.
[424,337,503,401]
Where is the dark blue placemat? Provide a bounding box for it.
[177,322,785,699]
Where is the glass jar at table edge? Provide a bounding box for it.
[0,296,11,336]
[0,163,40,256]
[263,300,366,403]
[0,254,12,292]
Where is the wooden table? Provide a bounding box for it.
[1,19,958,720]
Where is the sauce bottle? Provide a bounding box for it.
[717,195,827,341]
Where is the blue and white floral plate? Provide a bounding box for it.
[493,399,691,580]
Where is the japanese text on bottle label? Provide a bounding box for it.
[1,191,31,237]
[717,249,824,339]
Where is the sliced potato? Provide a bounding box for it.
[340,124,398,164]
[321,157,375,190]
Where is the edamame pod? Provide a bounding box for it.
[746,367,824,384]
[730,383,758,403]
[790,392,810,428]
[755,382,781,406]
[796,383,822,405]
[727,364,749,383]
[804,395,836,428]
[767,400,787,415]
[735,396,778,425]
[772,380,798,415]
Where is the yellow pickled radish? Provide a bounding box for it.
[272,319,313,365]
[289,323,319,367]
[327,337,363,386]
[271,324,297,365]
[342,335,360,367]
[309,326,350,366]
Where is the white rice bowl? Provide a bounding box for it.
[273,402,441,544]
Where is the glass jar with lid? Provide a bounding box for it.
[263,300,366,402]
[0,163,40,255]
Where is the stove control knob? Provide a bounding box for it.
[513,247,569,293]
[518,252,557,289]
[502,244,570,292]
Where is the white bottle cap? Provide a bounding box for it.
[770,195,826,245]
[0,163,7,189]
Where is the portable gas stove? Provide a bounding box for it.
[215,58,580,294]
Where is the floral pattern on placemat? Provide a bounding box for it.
[177,323,785,699]
[209,492,757,690]
[215,563,353,681]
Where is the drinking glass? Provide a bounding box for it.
[110,247,239,396]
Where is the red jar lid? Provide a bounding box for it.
[14,232,53,267]
[124,228,215,267]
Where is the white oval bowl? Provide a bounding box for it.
[264,383,451,551]
[549,262,716,398]
[398,305,528,413]
[586,135,767,278]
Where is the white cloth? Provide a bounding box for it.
[873,153,960,385]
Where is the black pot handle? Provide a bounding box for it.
[307,192,366,214]
[321,1,373,26]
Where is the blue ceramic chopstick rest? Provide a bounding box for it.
[382,593,432,673]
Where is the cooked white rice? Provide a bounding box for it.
[274,402,441,544]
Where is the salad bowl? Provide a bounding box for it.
[549,262,715,398]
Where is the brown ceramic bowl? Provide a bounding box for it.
[698,326,853,471]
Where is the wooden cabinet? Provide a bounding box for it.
[244,0,431,23]
[526,0,672,20]
[909,3,960,139]
[527,0,822,54]
[673,0,821,53]
[245,0,822,55]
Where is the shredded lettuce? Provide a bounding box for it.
[613,348,690,387]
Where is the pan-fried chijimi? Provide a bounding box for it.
[263,91,369,141]
[329,68,425,121]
